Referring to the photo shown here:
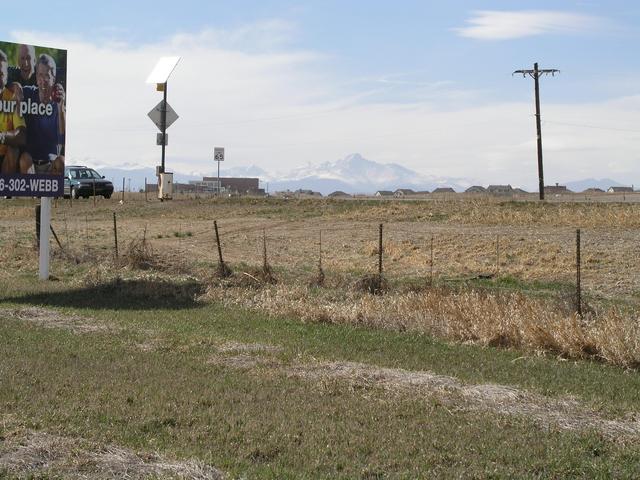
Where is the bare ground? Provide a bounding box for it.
[211,344,640,442]
[0,427,224,479]
[3,201,640,301]
[6,305,640,441]
[0,307,108,334]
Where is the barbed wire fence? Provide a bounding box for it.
[2,204,640,312]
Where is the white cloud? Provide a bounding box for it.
[454,10,605,40]
[7,26,640,189]
[169,19,299,52]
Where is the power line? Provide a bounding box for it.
[543,120,640,135]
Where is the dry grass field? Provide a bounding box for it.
[1,195,640,364]
[2,195,640,477]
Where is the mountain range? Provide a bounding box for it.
[250,154,472,195]
[91,154,632,195]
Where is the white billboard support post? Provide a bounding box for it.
[38,197,52,280]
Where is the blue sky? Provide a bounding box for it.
[4,1,640,187]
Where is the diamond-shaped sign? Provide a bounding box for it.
[147,100,179,131]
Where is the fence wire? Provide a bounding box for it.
[1,201,639,310]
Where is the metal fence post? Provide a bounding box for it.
[378,223,383,276]
[35,205,41,248]
[576,229,582,316]
[113,212,119,258]
[496,234,500,276]
[430,234,434,285]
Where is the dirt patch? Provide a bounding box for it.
[0,429,224,479]
[211,352,640,441]
[288,361,640,440]
[210,354,279,370]
[134,340,161,352]
[0,307,107,334]
[217,341,283,354]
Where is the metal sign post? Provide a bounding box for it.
[146,57,181,199]
[214,147,225,197]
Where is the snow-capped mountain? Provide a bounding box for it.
[267,153,471,194]
[220,164,270,179]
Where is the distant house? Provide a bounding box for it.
[432,187,455,194]
[545,183,571,194]
[202,176,260,195]
[328,191,351,198]
[274,190,293,199]
[487,185,513,195]
[393,188,415,198]
[608,186,634,193]
[465,186,486,193]
[513,188,529,194]
[375,190,394,197]
[173,182,197,194]
[295,189,322,197]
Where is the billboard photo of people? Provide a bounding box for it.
[0,40,66,196]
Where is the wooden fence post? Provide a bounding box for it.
[214,220,231,276]
[214,220,224,266]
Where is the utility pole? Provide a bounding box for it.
[513,63,559,201]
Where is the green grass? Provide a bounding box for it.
[2,266,640,477]
[2,302,640,478]
[2,274,640,415]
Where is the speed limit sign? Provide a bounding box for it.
[214,147,225,161]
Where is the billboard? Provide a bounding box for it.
[0,41,66,197]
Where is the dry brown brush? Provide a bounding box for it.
[203,283,640,369]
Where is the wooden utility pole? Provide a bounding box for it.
[514,63,559,201]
